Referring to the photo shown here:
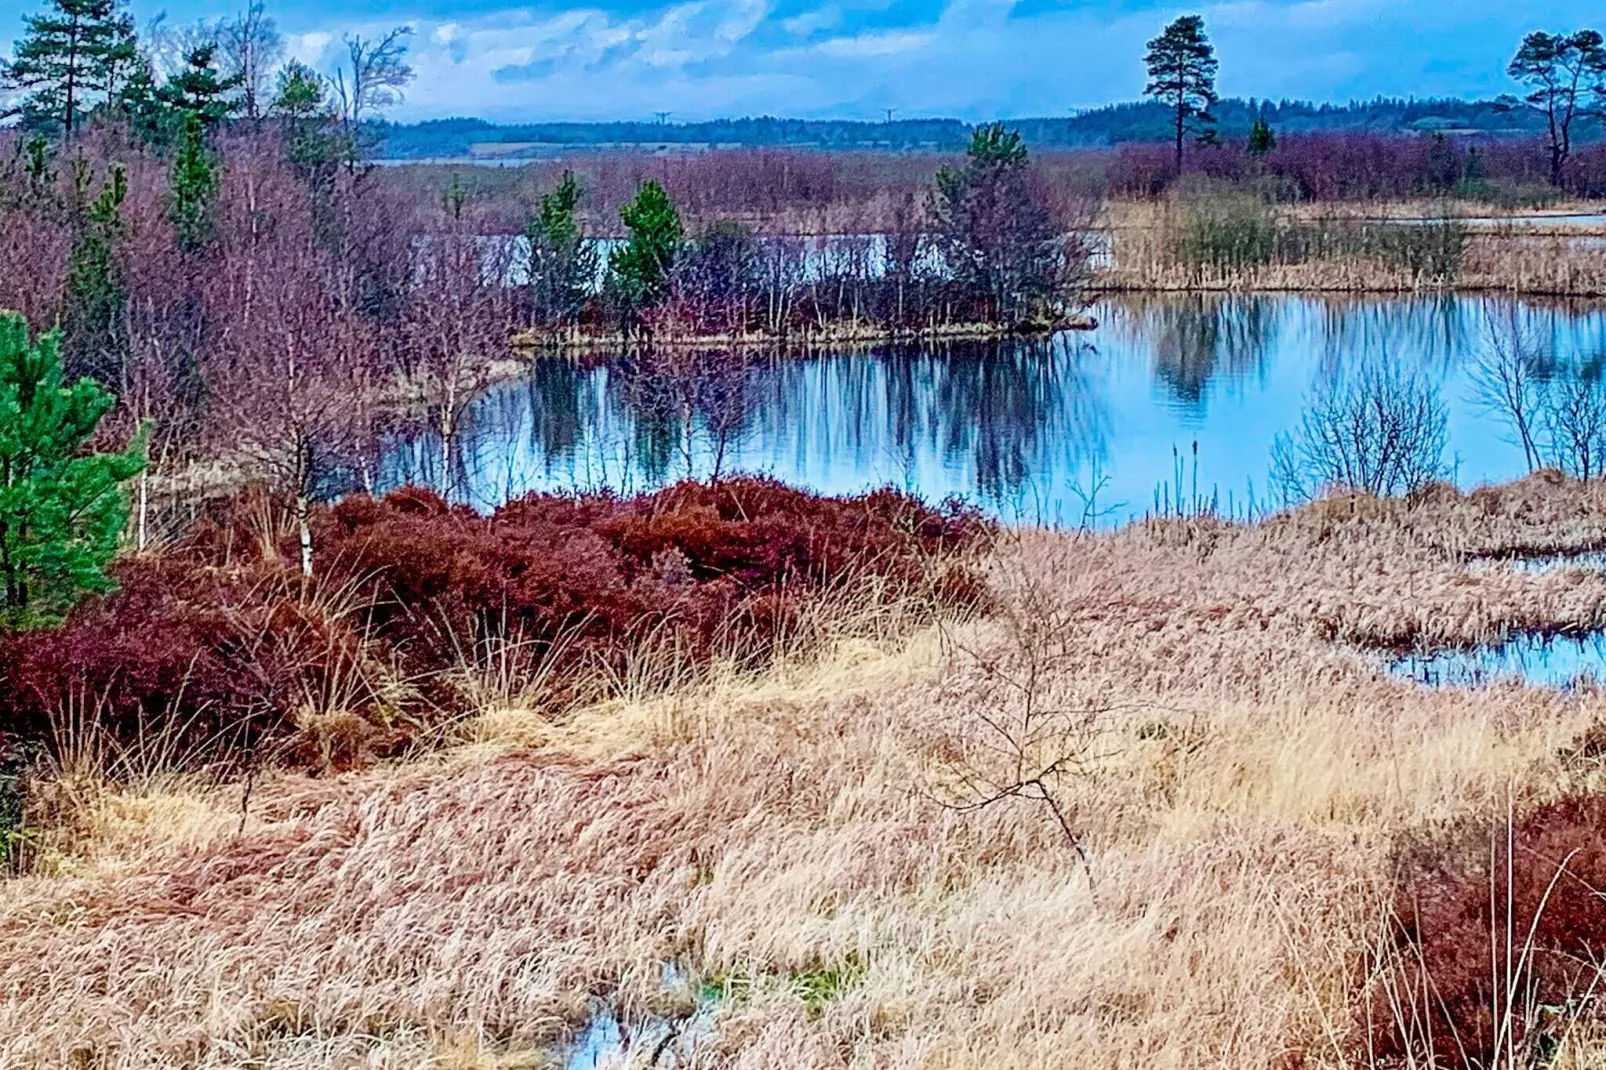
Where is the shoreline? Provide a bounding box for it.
[511,314,1101,354]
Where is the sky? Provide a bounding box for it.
[3,0,1596,123]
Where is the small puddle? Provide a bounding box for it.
[563,963,717,1069]
[1390,631,1606,689]
[1470,549,1606,573]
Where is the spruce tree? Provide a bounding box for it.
[526,171,598,327]
[63,163,127,388]
[5,0,139,137]
[0,311,145,630]
[609,180,683,325]
[1144,15,1220,174]
[168,113,219,253]
[1247,116,1276,155]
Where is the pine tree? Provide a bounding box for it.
[0,311,145,630]
[1144,15,1220,174]
[526,171,598,327]
[116,55,165,145]
[5,0,139,137]
[62,162,127,388]
[1247,116,1276,155]
[168,112,219,253]
[272,61,343,179]
[609,180,683,327]
[155,42,241,129]
[1507,31,1606,188]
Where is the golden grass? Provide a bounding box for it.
[8,475,1606,1067]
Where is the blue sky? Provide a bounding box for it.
[5,0,1595,121]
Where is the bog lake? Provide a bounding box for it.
[383,292,1606,528]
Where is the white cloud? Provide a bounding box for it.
[271,0,1589,122]
[812,29,935,57]
[781,6,842,36]
[289,31,333,65]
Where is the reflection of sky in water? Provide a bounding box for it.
[1391,632,1606,690]
[381,294,1606,527]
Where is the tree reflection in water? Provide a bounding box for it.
[1113,294,1278,411]
[378,295,1606,526]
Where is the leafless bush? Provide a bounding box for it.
[1545,365,1606,482]
[616,348,762,482]
[1471,314,1606,481]
[1271,362,1449,504]
[1470,315,1550,474]
[930,535,1118,870]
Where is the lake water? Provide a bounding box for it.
[381,293,1606,527]
[1391,631,1606,690]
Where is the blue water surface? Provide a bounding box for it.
[382,293,1606,526]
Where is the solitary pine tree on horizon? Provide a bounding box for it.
[1144,15,1219,174]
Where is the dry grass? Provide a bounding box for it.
[1097,200,1606,296]
[8,475,1606,1067]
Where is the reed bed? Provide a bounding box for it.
[6,475,1606,1066]
[1097,199,1606,296]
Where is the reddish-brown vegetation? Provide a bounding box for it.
[1367,791,1606,1067]
[0,479,984,769]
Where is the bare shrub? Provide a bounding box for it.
[1271,363,1449,505]
[929,533,1115,869]
[1545,362,1606,482]
[1471,315,1606,481]
[1470,315,1550,474]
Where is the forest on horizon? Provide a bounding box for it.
[373,96,1586,159]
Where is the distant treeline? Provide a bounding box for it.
[374,98,1594,160]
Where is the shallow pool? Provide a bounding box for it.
[1390,631,1606,689]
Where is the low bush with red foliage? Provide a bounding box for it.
[0,479,985,770]
[1363,792,1606,1067]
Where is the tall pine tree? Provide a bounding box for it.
[1144,15,1220,175]
[1508,31,1606,188]
[5,0,138,137]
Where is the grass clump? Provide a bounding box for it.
[791,953,868,1018]
[1168,189,1468,286]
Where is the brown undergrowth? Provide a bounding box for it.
[7,475,1606,1066]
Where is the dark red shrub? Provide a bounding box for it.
[0,479,984,770]
[1364,793,1606,1067]
[0,555,396,766]
[312,477,984,680]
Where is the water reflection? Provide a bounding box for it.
[1114,295,1277,411]
[1391,631,1606,690]
[380,293,1606,526]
